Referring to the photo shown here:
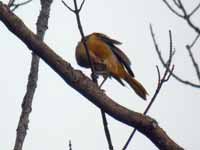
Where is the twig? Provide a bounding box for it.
[173,0,180,8]
[69,140,72,150]
[189,34,200,48]
[122,27,175,150]
[176,0,187,16]
[62,0,113,149]
[62,0,96,81]
[171,71,200,87]
[79,0,86,12]
[101,110,113,150]
[185,33,200,81]
[163,0,200,35]
[8,0,32,11]
[156,66,161,84]
[7,0,15,7]
[13,0,53,150]
[151,23,200,88]
[186,45,200,81]
[189,2,200,17]
[162,0,184,18]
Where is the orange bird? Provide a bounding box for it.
[75,33,148,100]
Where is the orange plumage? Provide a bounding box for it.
[75,32,148,100]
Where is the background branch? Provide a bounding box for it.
[13,0,53,150]
[68,140,72,150]
[151,18,200,88]
[162,0,200,33]
[8,0,32,11]
[186,45,200,81]
[62,0,113,149]
[189,2,200,17]
[123,27,175,150]
[0,3,183,149]
[162,0,184,18]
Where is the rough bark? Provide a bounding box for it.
[0,2,183,150]
[13,1,53,150]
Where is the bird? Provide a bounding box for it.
[75,32,148,100]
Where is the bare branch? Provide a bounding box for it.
[101,110,113,150]
[156,65,161,85]
[189,34,200,48]
[7,0,15,7]
[62,0,97,81]
[164,65,175,82]
[162,0,184,18]
[8,0,32,11]
[0,3,184,149]
[171,72,200,87]
[189,2,200,17]
[166,30,173,66]
[163,0,200,34]
[176,0,187,16]
[150,24,200,88]
[13,0,53,150]
[62,0,75,12]
[62,0,113,148]
[186,45,200,81]
[181,11,200,34]
[69,140,72,150]
[78,0,85,12]
[172,0,180,8]
[123,27,175,150]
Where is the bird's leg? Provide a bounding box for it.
[99,76,108,88]
[90,63,104,81]
[90,63,109,87]
[94,63,107,74]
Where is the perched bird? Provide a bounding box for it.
[75,32,148,100]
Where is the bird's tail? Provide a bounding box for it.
[124,73,148,100]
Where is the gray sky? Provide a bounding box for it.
[0,0,200,149]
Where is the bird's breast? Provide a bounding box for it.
[75,42,91,68]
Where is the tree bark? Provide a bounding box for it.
[13,0,53,150]
[0,2,183,150]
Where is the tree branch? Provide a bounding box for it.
[189,1,200,17]
[162,0,184,18]
[189,33,200,48]
[123,27,175,150]
[0,2,183,149]
[13,0,53,150]
[186,45,200,81]
[8,0,32,11]
[162,0,200,35]
[100,109,113,150]
[62,0,97,81]
[151,24,200,88]
[62,0,113,149]
[68,140,72,150]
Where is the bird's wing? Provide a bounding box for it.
[96,33,134,77]
[76,41,103,68]
[111,46,134,77]
[94,33,122,45]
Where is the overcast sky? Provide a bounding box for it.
[1,0,200,149]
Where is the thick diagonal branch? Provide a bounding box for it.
[0,3,183,150]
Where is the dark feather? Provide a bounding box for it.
[110,45,134,77]
[95,33,134,77]
[94,33,122,45]
[112,75,125,86]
